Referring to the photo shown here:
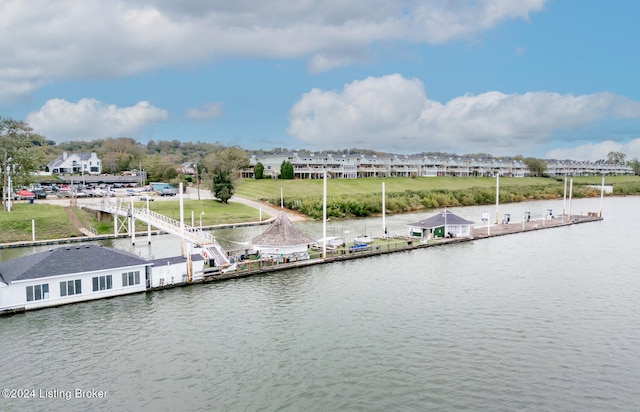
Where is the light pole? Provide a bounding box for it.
[200,211,204,230]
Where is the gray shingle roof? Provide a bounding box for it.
[149,254,204,266]
[0,245,150,284]
[47,152,93,169]
[408,211,475,229]
[252,211,315,247]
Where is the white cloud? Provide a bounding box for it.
[185,103,224,120]
[412,0,546,44]
[545,139,640,162]
[0,0,548,101]
[287,74,640,155]
[26,98,168,142]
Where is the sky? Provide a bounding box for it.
[2,0,640,161]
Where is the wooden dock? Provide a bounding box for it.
[202,214,602,283]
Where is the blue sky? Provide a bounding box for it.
[2,0,640,161]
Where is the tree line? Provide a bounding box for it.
[0,118,250,205]
[1,116,639,207]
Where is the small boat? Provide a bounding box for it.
[354,235,372,244]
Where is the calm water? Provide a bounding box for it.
[1,197,639,411]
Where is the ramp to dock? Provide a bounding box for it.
[83,200,231,267]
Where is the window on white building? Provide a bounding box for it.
[60,279,82,297]
[92,275,112,291]
[26,284,49,301]
[122,271,140,287]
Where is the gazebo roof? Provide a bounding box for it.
[252,211,315,247]
[408,210,474,229]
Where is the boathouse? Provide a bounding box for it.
[0,245,151,314]
[251,211,315,262]
[408,210,475,241]
[0,245,207,314]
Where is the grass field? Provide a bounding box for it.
[236,176,640,202]
[0,203,83,242]
[235,176,640,219]
[135,199,264,225]
[0,199,265,243]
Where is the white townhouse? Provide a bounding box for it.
[242,152,633,179]
[47,152,102,175]
[0,245,205,314]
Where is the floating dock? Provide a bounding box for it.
[201,214,602,283]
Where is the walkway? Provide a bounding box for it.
[182,185,305,222]
[229,195,307,222]
[82,198,232,267]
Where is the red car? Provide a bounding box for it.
[15,189,35,200]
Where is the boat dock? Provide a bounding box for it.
[200,213,602,284]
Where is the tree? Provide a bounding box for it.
[98,137,145,173]
[0,118,48,208]
[629,158,640,175]
[202,145,249,176]
[523,157,548,177]
[254,162,264,179]
[202,145,249,203]
[212,170,233,203]
[280,160,294,179]
[144,153,179,182]
[606,151,626,164]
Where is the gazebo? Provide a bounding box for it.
[251,211,315,262]
[408,210,475,241]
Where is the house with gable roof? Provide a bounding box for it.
[47,152,102,175]
[408,210,475,241]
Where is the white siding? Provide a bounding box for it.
[1,265,149,312]
[149,258,205,288]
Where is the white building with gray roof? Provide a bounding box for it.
[0,245,204,314]
[408,210,475,241]
[47,152,102,175]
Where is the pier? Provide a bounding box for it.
[198,213,602,284]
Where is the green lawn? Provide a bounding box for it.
[0,203,83,242]
[0,199,266,244]
[135,199,265,225]
[235,176,640,219]
[236,176,640,202]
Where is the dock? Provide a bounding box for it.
[199,214,602,284]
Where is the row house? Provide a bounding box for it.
[545,160,634,176]
[242,152,632,179]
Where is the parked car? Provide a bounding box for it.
[15,189,35,200]
[138,196,154,201]
[160,189,177,196]
[32,189,47,199]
